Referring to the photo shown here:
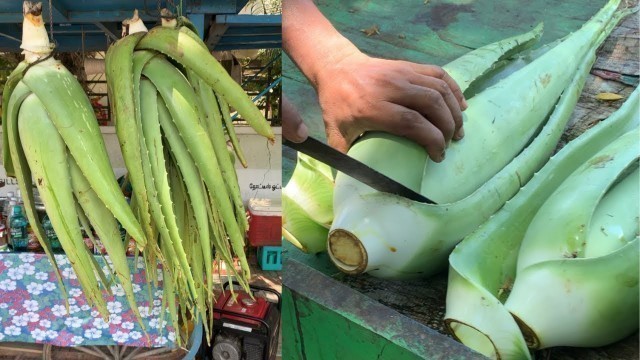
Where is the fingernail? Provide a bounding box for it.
[440,150,446,161]
[462,98,468,110]
[296,122,309,142]
[454,127,465,140]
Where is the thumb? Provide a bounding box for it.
[283,96,308,143]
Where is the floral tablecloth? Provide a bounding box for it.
[0,252,176,348]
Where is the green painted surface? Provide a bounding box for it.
[283,0,608,183]
[282,288,425,360]
[283,240,337,276]
[315,0,604,64]
[282,259,485,359]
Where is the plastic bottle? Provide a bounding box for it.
[4,197,17,250]
[4,195,16,232]
[5,199,15,238]
[16,191,22,212]
[9,203,28,251]
[13,195,40,252]
[3,192,14,221]
[42,214,62,252]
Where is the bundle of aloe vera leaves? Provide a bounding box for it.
[283,0,638,357]
[3,2,273,345]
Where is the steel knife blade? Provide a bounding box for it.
[284,137,436,204]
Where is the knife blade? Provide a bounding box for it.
[284,137,436,204]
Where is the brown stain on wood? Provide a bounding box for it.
[414,4,474,31]
[361,24,380,37]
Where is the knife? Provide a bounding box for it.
[284,136,436,204]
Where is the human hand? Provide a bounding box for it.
[282,95,308,143]
[315,51,467,162]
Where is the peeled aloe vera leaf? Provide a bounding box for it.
[445,89,639,358]
[502,128,639,349]
[283,153,334,253]
[283,23,546,254]
[328,0,623,279]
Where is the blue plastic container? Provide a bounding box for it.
[257,246,282,271]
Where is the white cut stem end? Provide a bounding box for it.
[122,9,148,37]
[328,229,368,274]
[21,1,53,63]
[161,8,178,28]
[446,320,499,359]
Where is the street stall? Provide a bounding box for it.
[282,0,639,359]
[0,0,282,358]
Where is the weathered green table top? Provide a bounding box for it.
[283,0,612,182]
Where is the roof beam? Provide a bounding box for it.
[0,11,156,23]
[235,0,250,13]
[206,23,229,50]
[225,26,280,36]
[0,0,71,23]
[93,22,119,42]
[45,0,69,22]
[0,32,20,43]
[184,0,238,14]
[187,14,205,40]
[215,14,282,26]
[214,42,281,51]
[0,24,20,42]
[0,2,246,24]
[0,34,109,52]
[217,35,281,45]
[67,11,157,23]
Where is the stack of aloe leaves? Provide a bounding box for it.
[3,2,273,345]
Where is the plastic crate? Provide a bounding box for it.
[257,246,282,271]
[247,198,282,247]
